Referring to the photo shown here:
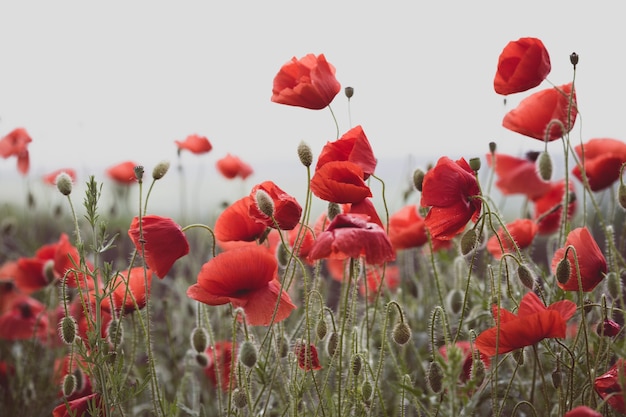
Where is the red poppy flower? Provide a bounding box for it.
[502,83,577,142]
[486,152,551,199]
[551,227,607,292]
[52,393,103,417]
[14,257,50,294]
[187,246,296,326]
[271,53,341,110]
[100,268,152,313]
[563,406,601,417]
[0,127,32,175]
[287,224,316,260]
[475,292,576,356]
[128,215,190,279]
[439,341,491,383]
[594,359,626,414]
[358,264,400,300]
[106,161,138,184]
[493,37,551,95]
[597,318,621,337]
[216,153,254,180]
[310,161,372,204]
[572,138,626,191]
[307,213,395,265]
[420,157,481,240]
[54,354,92,401]
[0,295,49,341]
[214,197,267,243]
[532,180,576,235]
[175,133,213,155]
[294,340,322,371]
[486,219,538,260]
[388,205,428,250]
[68,292,112,345]
[205,341,237,391]
[248,181,302,230]
[316,125,377,179]
[42,168,78,186]
[54,233,94,288]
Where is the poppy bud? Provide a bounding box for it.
[134,165,144,181]
[413,169,425,192]
[297,141,313,167]
[59,315,77,345]
[517,264,536,290]
[277,335,290,358]
[239,340,258,368]
[361,380,373,401]
[255,189,275,218]
[537,151,552,181]
[570,52,579,68]
[555,257,571,285]
[195,352,209,367]
[73,369,85,393]
[152,161,170,180]
[316,315,328,340]
[446,289,464,315]
[460,229,478,256]
[351,354,362,376]
[345,86,354,99]
[551,369,562,389]
[56,172,73,196]
[190,327,209,353]
[427,361,444,393]
[62,373,77,397]
[392,321,412,345]
[232,388,248,408]
[607,272,621,300]
[326,331,339,357]
[469,157,481,172]
[597,318,621,337]
[327,202,341,220]
[489,141,497,154]
[618,183,626,210]
[107,319,124,346]
[276,243,290,267]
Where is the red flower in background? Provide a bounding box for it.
[42,168,77,186]
[572,138,626,191]
[307,213,395,265]
[486,219,538,260]
[502,83,577,142]
[294,340,322,371]
[0,295,49,341]
[310,161,372,204]
[52,393,103,417]
[358,264,400,300]
[439,341,490,383]
[388,205,428,250]
[493,37,551,95]
[175,133,213,155]
[106,161,138,184]
[0,127,32,175]
[248,181,302,230]
[205,341,237,391]
[54,233,94,288]
[187,246,296,326]
[595,359,626,414]
[316,125,377,179]
[486,152,551,199]
[475,292,576,356]
[128,215,190,279]
[551,227,607,292]
[100,268,152,313]
[214,197,266,243]
[564,406,602,417]
[271,53,341,110]
[420,157,481,240]
[533,180,576,234]
[216,154,254,180]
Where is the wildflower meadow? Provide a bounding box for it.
[3,37,626,417]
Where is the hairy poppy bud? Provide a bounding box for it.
[297,141,313,167]
[345,86,354,99]
[56,172,73,196]
[326,331,339,357]
[570,52,579,68]
[152,161,170,180]
[195,352,209,367]
[327,202,341,220]
[555,257,571,285]
[551,369,562,389]
[239,340,258,368]
[190,327,209,353]
[469,157,481,172]
[255,189,275,218]
[361,380,373,400]
[316,315,328,340]
[392,321,412,345]
[460,229,478,256]
[351,354,362,376]
[413,169,425,192]
[537,151,552,181]
[427,361,444,393]
[232,388,248,408]
[619,183,626,210]
[59,315,77,345]
[517,264,536,290]
[277,335,290,358]
[446,289,464,315]
[62,374,77,397]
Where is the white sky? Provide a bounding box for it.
[1,2,625,214]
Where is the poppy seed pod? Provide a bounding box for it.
[134,165,144,181]
[570,52,579,68]
[345,86,354,99]
[489,141,497,154]
[469,157,481,172]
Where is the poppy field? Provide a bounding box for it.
[2,38,626,417]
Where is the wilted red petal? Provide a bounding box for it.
[106,161,138,184]
[175,134,213,154]
[216,154,253,179]
[494,37,551,95]
[310,161,372,204]
[128,215,190,279]
[294,340,322,371]
[214,197,266,243]
[316,125,377,179]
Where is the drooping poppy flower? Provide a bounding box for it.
[106,161,138,184]
[493,37,551,95]
[572,138,626,191]
[0,295,49,341]
[486,219,538,260]
[128,215,189,279]
[205,341,237,391]
[52,393,103,417]
[420,157,482,240]
[502,83,577,142]
[42,168,78,186]
[597,318,621,337]
[475,292,576,356]
[387,205,428,250]
[563,406,602,417]
[294,340,322,371]
[532,179,576,235]
[594,359,626,414]
[248,181,302,230]
[175,133,213,155]
[100,268,152,313]
[316,125,377,179]
[0,127,32,175]
[551,227,607,292]
[310,161,372,204]
[307,213,395,265]
[214,197,267,243]
[439,341,491,383]
[187,246,296,326]
[271,53,341,110]
[486,152,551,199]
[216,153,254,180]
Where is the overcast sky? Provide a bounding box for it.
[1,2,625,213]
